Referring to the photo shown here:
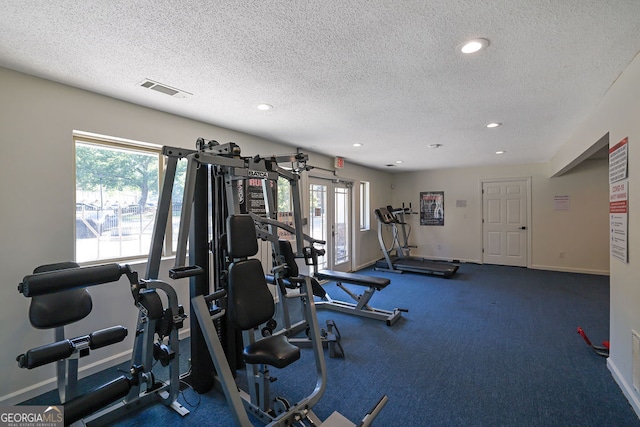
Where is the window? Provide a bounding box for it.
[334,186,349,264]
[276,176,296,241]
[74,131,182,263]
[360,181,370,231]
[277,176,292,214]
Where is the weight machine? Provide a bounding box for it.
[148,138,386,425]
[145,139,314,389]
[16,261,187,426]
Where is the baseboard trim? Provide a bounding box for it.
[1,328,191,406]
[608,358,640,418]
[530,264,609,276]
[353,260,377,271]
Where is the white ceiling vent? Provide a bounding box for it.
[138,79,192,99]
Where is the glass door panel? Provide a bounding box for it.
[333,185,350,269]
[309,182,328,270]
[308,178,351,272]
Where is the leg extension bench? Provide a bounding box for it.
[315,270,407,326]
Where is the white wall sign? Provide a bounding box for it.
[610,180,628,263]
[554,195,570,211]
[609,137,628,184]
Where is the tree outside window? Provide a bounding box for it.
[75,135,185,263]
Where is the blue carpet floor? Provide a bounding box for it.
[22,264,639,426]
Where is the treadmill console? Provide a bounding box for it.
[375,207,396,224]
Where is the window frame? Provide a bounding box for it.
[359,180,370,231]
[73,130,175,265]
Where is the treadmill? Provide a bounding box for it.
[374,206,459,278]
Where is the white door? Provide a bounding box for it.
[309,178,352,272]
[482,180,529,267]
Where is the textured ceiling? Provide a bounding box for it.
[1,1,640,171]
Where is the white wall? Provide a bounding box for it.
[390,159,610,274]
[548,52,640,415]
[0,67,391,403]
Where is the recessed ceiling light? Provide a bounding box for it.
[353,143,363,147]
[461,38,489,54]
[396,160,403,164]
[257,103,273,111]
[428,143,442,149]
[496,150,506,155]
[486,122,501,128]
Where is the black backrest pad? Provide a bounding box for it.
[278,240,299,277]
[228,259,275,330]
[29,262,93,329]
[226,215,258,258]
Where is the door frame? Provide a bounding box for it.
[306,172,354,272]
[479,176,532,267]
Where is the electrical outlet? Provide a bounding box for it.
[437,244,442,250]
[559,252,565,259]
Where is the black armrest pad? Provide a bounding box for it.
[20,264,124,297]
[265,274,326,298]
[17,340,74,369]
[90,326,128,349]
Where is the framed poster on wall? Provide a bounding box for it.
[420,191,444,226]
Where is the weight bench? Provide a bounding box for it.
[314,269,407,326]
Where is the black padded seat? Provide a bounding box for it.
[226,215,302,370]
[228,258,275,331]
[316,270,390,291]
[243,334,300,369]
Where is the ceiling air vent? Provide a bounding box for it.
[138,79,192,99]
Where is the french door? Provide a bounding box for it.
[309,177,352,272]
